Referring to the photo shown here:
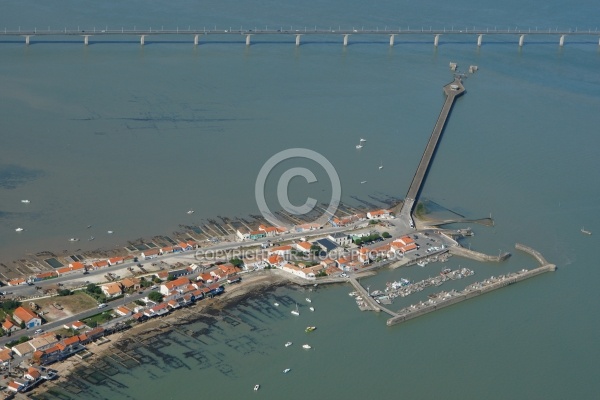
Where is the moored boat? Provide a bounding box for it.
[254,384,260,391]
[291,303,299,316]
[283,368,291,373]
[15,227,24,232]
[305,326,316,333]
[302,344,312,349]
[285,341,292,347]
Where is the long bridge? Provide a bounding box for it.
[399,77,465,226]
[1,27,599,46]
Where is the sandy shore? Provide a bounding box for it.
[30,270,297,396]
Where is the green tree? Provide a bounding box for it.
[140,279,152,288]
[148,291,163,303]
[382,232,391,239]
[0,299,21,312]
[229,258,243,268]
[310,245,321,255]
[86,283,101,294]
[58,289,72,296]
[167,274,176,281]
[19,321,25,329]
[152,276,162,284]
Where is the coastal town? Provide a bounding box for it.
[0,76,557,397]
[0,204,453,396]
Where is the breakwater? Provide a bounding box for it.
[386,244,555,326]
[449,245,511,262]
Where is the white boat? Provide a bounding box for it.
[187,210,194,214]
[283,368,291,373]
[361,181,367,184]
[309,307,314,312]
[15,228,24,232]
[107,230,114,234]
[285,341,292,347]
[302,344,312,349]
[360,138,366,142]
[379,162,383,170]
[305,297,312,303]
[291,303,299,316]
[254,384,260,391]
[355,144,363,149]
[68,238,80,242]
[273,302,279,307]
[88,236,95,241]
[581,227,592,235]
[21,199,30,204]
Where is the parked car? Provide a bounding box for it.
[97,303,108,309]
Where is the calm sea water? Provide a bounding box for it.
[1,1,600,399]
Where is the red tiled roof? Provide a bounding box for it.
[13,306,39,323]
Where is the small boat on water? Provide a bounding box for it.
[305,326,316,333]
[68,238,80,242]
[305,297,312,303]
[187,210,194,215]
[283,368,291,374]
[15,228,24,232]
[107,230,114,234]
[309,307,314,312]
[254,384,260,391]
[302,344,312,349]
[285,341,292,347]
[291,304,299,316]
[361,181,367,184]
[88,236,95,241]
[360,138,366,142]
[274,302,279,307]
[581,227,592,235]
[21,199,30,204]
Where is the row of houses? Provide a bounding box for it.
[236,224,288,241]
[139,240,198,260]
[264,234,420,279]
[5,239,201,287]
[132,279,226,322]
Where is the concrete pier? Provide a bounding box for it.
[349,277,380,312]
[194,34,199,45]
[559,34,565,46]
[24,35,31,45]
[343,34,349,46]
[477,34,483,46]
[295,34,301,46]
[434,34,440,47]
[140,35,146,45]
[519,34,525,47]
[389,34,396,46]
[83,35,89,46]
[246,34,252,46]
[399,77,465,224]
[349,277,399,317]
